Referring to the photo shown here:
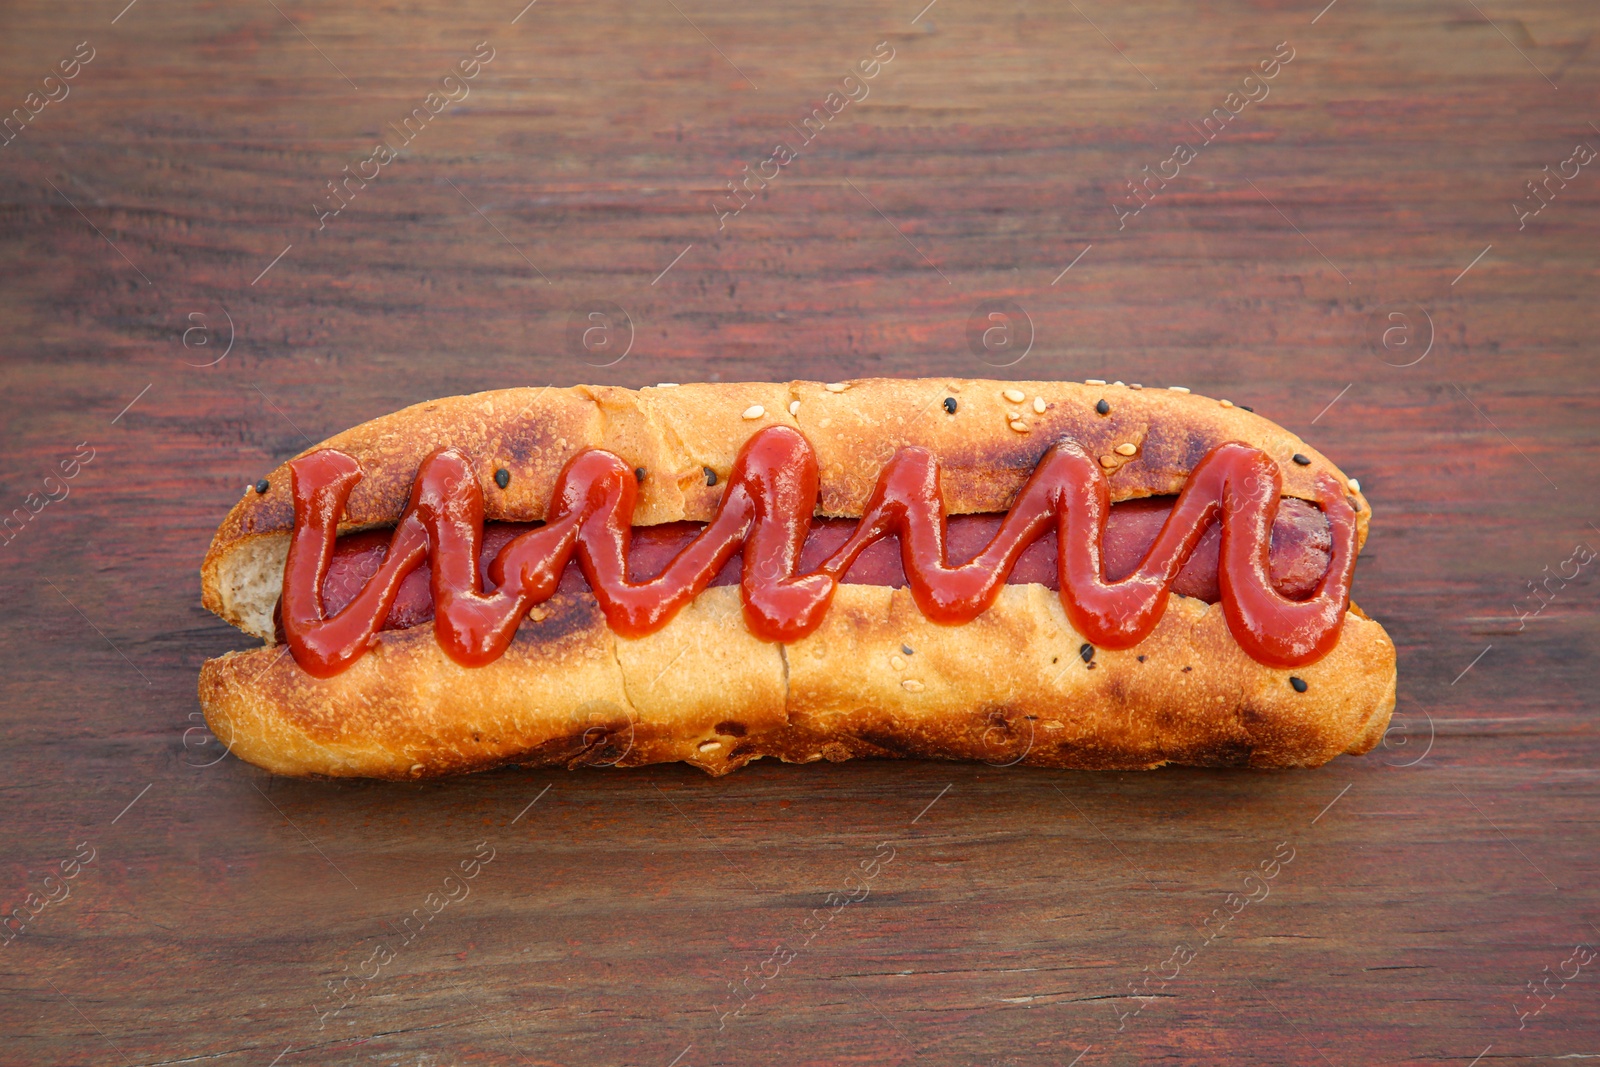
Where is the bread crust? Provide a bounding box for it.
[195,378,1393,778]
[201,379,1370,639]
[198,585,1395,778]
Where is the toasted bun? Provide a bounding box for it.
[199,586,1395,778]
[196,378,1391,778]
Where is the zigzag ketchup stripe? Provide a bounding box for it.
[282,426,1357,678]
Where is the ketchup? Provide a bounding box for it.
[282,426,1356,678]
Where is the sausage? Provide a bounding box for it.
[315,495,1333,633]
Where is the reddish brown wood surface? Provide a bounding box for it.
[2,0,1598,1063]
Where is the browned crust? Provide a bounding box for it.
[201,379,1370,633]
[198,586,1396,779]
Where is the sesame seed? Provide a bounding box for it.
[1168,386,1190,394]
[1079,643,1094,663]
[1129,383,1143,390]
[1095,399,1110,415]
[1099,455,1117,468]
[1009,420,1030,433]
[742,404,765,420]
[1290,676,1308,693]
[825,382,848,393]
[890,655,907,671]
[1007,410,1022,420]
[409,763,424,774]
[635,467,646,483]
[789,400,801,415]
[901,679,925,693]
[1115,443,1137,456]
[1219,399,1234,408]
[704,467,718,486]
[1003,388,1025,403]
[943,396,958,414]
[901,644,914,655]
[1033,397,1046,414]
[1348,477,1361,492]
[1240,405,1254,412]
[1112,380,1125,387]
[698,739,721,751]
[254,479,270,494]
[494,468,511,489]
[1085,379,1106,385]
[1292,453,1311,466]
[656,383,679,387]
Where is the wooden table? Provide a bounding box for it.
[2,0,1596,1062]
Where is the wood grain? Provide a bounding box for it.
[1,0,1597,1063]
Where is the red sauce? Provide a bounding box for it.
[282,426,1357,678]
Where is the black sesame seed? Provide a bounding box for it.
[901,644,914,656]
[1095,399,1110,416]
[1079,643,1094,663]
[1290,676,1308,693]
[704,467,718,487]
[635,467,646,483]
[1137,654,1146,662]
[943,397,958,414]
[494,468,511,489]
[254,479,270,495]
[1182,665,1192,672]
[1292,453,1311,466]
[1240,405,1254,412]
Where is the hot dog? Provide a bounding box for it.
[198,378,1395,778]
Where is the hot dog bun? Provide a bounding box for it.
[198,378,1393,778]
